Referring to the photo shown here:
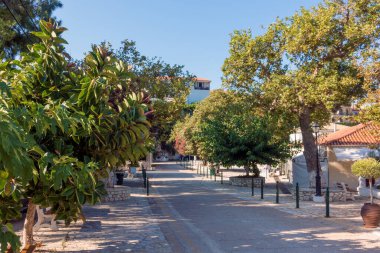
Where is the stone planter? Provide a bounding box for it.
[291,188,348,202]
[101,185,131,202]
[229,176,265,187]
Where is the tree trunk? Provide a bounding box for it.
[22,200,36,247]
[299,109,319,175]
[369,180,373,204]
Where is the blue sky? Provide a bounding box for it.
[55,0,322,89]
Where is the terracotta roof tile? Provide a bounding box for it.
[319,122,380,146]
[195,77,211,82]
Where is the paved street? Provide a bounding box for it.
[148,162,380,253]
[31,162,380,252]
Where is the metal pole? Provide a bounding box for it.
[315,131,322,196]
[251,176,254,196]
[206,167,209,178]
[260,179,264,199]
[296,182,300,208]
[214,171,216,182]
[221,172,223,184]
[146,177,149,196]
[325,187,330,218]
[276,181,279,204]
[143,168,147,188]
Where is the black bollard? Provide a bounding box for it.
[251,176,254,196]
[325,187,330,218]
[214,171,216,182]
[296,182,300,209]
[221,172,223,184]
[142,168,147,188]
[276,181,279,204]
[260,179,264,199]
[146,177,149,196]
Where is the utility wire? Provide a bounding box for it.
[1,0,32,42]
[18,0,39,31]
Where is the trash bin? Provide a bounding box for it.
[210,168,216,176]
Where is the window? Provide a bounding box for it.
[194,81,210,90]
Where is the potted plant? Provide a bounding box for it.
[352,158,380,228]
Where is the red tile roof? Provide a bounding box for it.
[319,122,380,146]
[196,77,211,82]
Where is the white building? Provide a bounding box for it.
[187,78,211,104]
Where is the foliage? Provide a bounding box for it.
[0,98,32,252]
[0,20,151,250]
[170,118,189,156]
[172,90,291,175]
[352,158,380,204]
[116,40,194,145]
[78,44,152,167]
[357,89,380,125]
[223,0,380,174]
[197,113,290,176]
[352,158,380,180]
[0,0,62,58]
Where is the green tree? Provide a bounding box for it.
[116,40,194,148]
[352,158,380,204]
[0,20,151,250]
[0,89,34,251]
[173,90,291,175]
[223,0,380,175]
[0,0,62,58]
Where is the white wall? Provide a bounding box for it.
[187,88,210,104]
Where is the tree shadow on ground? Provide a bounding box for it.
[36,165,380,252]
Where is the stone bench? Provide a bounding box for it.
[33,205,59,231]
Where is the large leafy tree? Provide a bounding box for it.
[197,111,290,176]
[0,0,62,58]
[223,0,380,175]
[0,20,151,251]
[116,40,194,148]
[0,90,34,251]
[172,90,291,175]
[77,45,152,169]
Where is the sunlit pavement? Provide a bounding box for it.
[147,162,380,253]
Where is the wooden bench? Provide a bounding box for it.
[336,182,356,201]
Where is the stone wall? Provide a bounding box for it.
[229,176,265,187]
[291,188,348,202]
[101,185,131,202]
